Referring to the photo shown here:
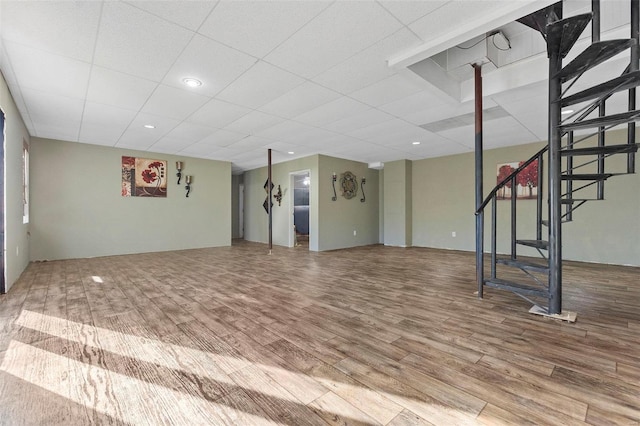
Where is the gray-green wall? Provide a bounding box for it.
[30,138,231,260]
[383,159,412,247]
[412,130,639,266]
[318,155,379,251]
[0,71,31,291]
[242,154,380,251]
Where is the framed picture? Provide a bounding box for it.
[496,159,538,200]
[122,156,167,197]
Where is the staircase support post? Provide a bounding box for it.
[268,148,273,255]
[629,0,639,173]
[474,63,484,299]
[549,51,563,315]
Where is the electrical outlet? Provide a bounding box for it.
[353,230,357,236]
[452,231,456,238]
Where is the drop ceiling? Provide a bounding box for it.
[0,0,633,173]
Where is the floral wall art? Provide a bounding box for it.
[121,156,167,197]
[496,159,539,200]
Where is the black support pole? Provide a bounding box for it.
[549,49,563,315]
[629,0,639,173]
[593,0,606,199]
[268,148,273,255]
[510,176,517,260]
[536,154,543,241]
[474,64,484,298]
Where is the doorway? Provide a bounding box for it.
[290,171,310,248]
[238,183,244,239]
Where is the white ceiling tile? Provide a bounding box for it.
[294,97,370,127]
[409,1,511,41]
[93,2,193,81]
[162,34,257,97]
[378,1,450,25]
[1,1,101,62]
[124,1,217,31]
[163,121,218,143]
[256,120,317,141]
[312,28,421,94]
[116,112,181,149]
[179,142,220,157]
[264,2,403,79]
[216,61,305,109]
[141,85,210,121]
[87,66,158,111]
[198,1,329,58]
[225,111,284,134]
[324,108,396,134]
[196,128,248,148]
[378,90,438,118]
[226,135,273,151]
[187,98,252,128]
[5,41,91,99]
[258,81,342,119]
[20,88,84,139]
[79,102,137,146]
[349,73,425,107]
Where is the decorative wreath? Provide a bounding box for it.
[340,171,358,199]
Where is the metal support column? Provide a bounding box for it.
[548,49,563,315]
[268,148,273,255]
[474,63,484,298]
[593,0,606,199]
[629,0,639,173]
[536,154,544,240]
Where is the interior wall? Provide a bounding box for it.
[30,138,231,260]
[412,130,640,266]
[317,155,379,251]
[0,71,30,291]
[231,174,242,239]
[243,155,319,250]
[383,159,412,247]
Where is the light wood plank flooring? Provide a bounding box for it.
[0,241,639,425]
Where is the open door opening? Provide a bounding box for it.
[290,171,310,249]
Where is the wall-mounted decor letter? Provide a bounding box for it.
[331,173,337,201]
[185,175,192,197]
[360,177,366,202]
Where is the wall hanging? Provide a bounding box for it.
[185,175,192,197]
[274,185,283,206]
[496,159,539,200]
[360,177,366,202]
[176,161,183,184]
[340,171,358,200]
[263,179,274,214]
[121,156,167,197]
[331,173,337,201]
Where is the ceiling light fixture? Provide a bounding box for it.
[288,151,294,154]
[561,109,574,115]
[412,141,421,145]
[182,78,202,88]
[143,124,155,129]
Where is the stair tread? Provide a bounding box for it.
[561,198,599,204]
[541,219,572,226]
[561,143,639,156]
[516,239,549,250]
[546,13,593,59]
[517,3,562,36]
[484,278,549,298]
[496,257,549,272]
[560,71,640,107]
[555,39,636,82]
[560,109,640,132]
[561,173,615,180]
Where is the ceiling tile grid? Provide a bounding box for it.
[0,0,631,172]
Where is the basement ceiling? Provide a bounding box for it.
[0,0,633,173]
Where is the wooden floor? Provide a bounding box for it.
[0,241,639,425]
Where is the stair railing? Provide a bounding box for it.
[476,146,548,284]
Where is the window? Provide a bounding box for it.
[22,140,29,224]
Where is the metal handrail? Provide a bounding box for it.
[475,146,548,214]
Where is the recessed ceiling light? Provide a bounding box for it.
[143,124,155,129]
[182,78,202,88]
[412,141,421,145]
[561,109,574,115]
[288,151,294,154]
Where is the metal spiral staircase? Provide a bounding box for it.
[475,0,639,320]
